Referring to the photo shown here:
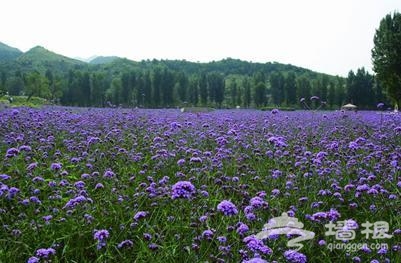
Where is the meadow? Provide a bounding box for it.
[0,107,400,262]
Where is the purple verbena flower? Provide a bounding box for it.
[237,222,249,235]
[133,211,148,221]
[171,181,196,199]
[117,239,133,249]
[50,163,62,171]
[35,247,56,259]
[27,257,40,263]
[243,235,272,255]
[283,250,307,263]
[6,147,19,158]
[94,229,109,241]
[202,229,214,240]
[243,258,268,263]
[94,229,109,249]
[103,170,115,178]
[217,200,238,216]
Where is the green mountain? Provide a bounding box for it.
[0,42,328,78]
[10,46,86,74]
[89,56,119,64]
[0,42,23,61]
[18,45,84,64]
[0,41,354,110]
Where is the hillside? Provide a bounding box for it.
[89,56,119,64]
[14,46,86,73]
[0,41,362,110]
[0,42,330,79]
[17,46,83,64]
[0,42,22,61]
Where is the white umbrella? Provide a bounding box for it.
[341,103,357,110]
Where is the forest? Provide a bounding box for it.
[0,43,387,109]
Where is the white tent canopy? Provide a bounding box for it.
[341,103,357,109]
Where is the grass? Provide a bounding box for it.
[0,95,48,108]
[0,108,400,262]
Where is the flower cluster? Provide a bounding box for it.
[171,181,196,199]
[217,200,238,216]
[94,229,110,250]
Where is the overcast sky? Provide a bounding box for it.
[1,0,400,76]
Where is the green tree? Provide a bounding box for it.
[207,72,225,107]
[374,78,386,104]
[45,69,63,102]
[346,70,357,104]
[143,71,152,107]
[311,79,322,99]
[177,71,188,103]
[129,71,138,106]
[236,80,242,106]
[270,72,284,105]
[254,82,266,107]
[106,77,122,106]
[346,68,374,109]
[327,81,336,108]
[242,77,252,108]
[91,72,108,107]
[284,72,297,105]
[121,72,133,106]
[151,68,162,107]
[320,75,329,101]
[63,70,84,106]
[6,71,24,96]
[188,76,199,106]
[296,76,311,102]
[136,73,145,107]
[335,76,346,107]
[1,71,7,96]
[372,11,401,106]
[81,72,91,106]
[161,69,174,107]
[24,71,50,100]
[228,79,238,107]
[199,72,208,105]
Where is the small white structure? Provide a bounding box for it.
[341,103,357,111]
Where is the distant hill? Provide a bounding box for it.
[0,42,23,61]
[11,46,86,74]
[0,42,330,78]
[136,58,317,76]
[17,46,84,65]
[89,56,119,64]
[0,41,353,109]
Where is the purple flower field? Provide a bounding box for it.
[1,107,400,262]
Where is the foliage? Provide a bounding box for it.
[346,68,375,109]
[372,11,401,106]
[0,108,400,262]
[24,71,50,101]
[260,106,295,111]
[0,42,22,61]
[0,43,391,109]
[0,95,47,107]
[89,56,119,65]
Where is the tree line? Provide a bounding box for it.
[0,64,386,109]
[1,10,400,110]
